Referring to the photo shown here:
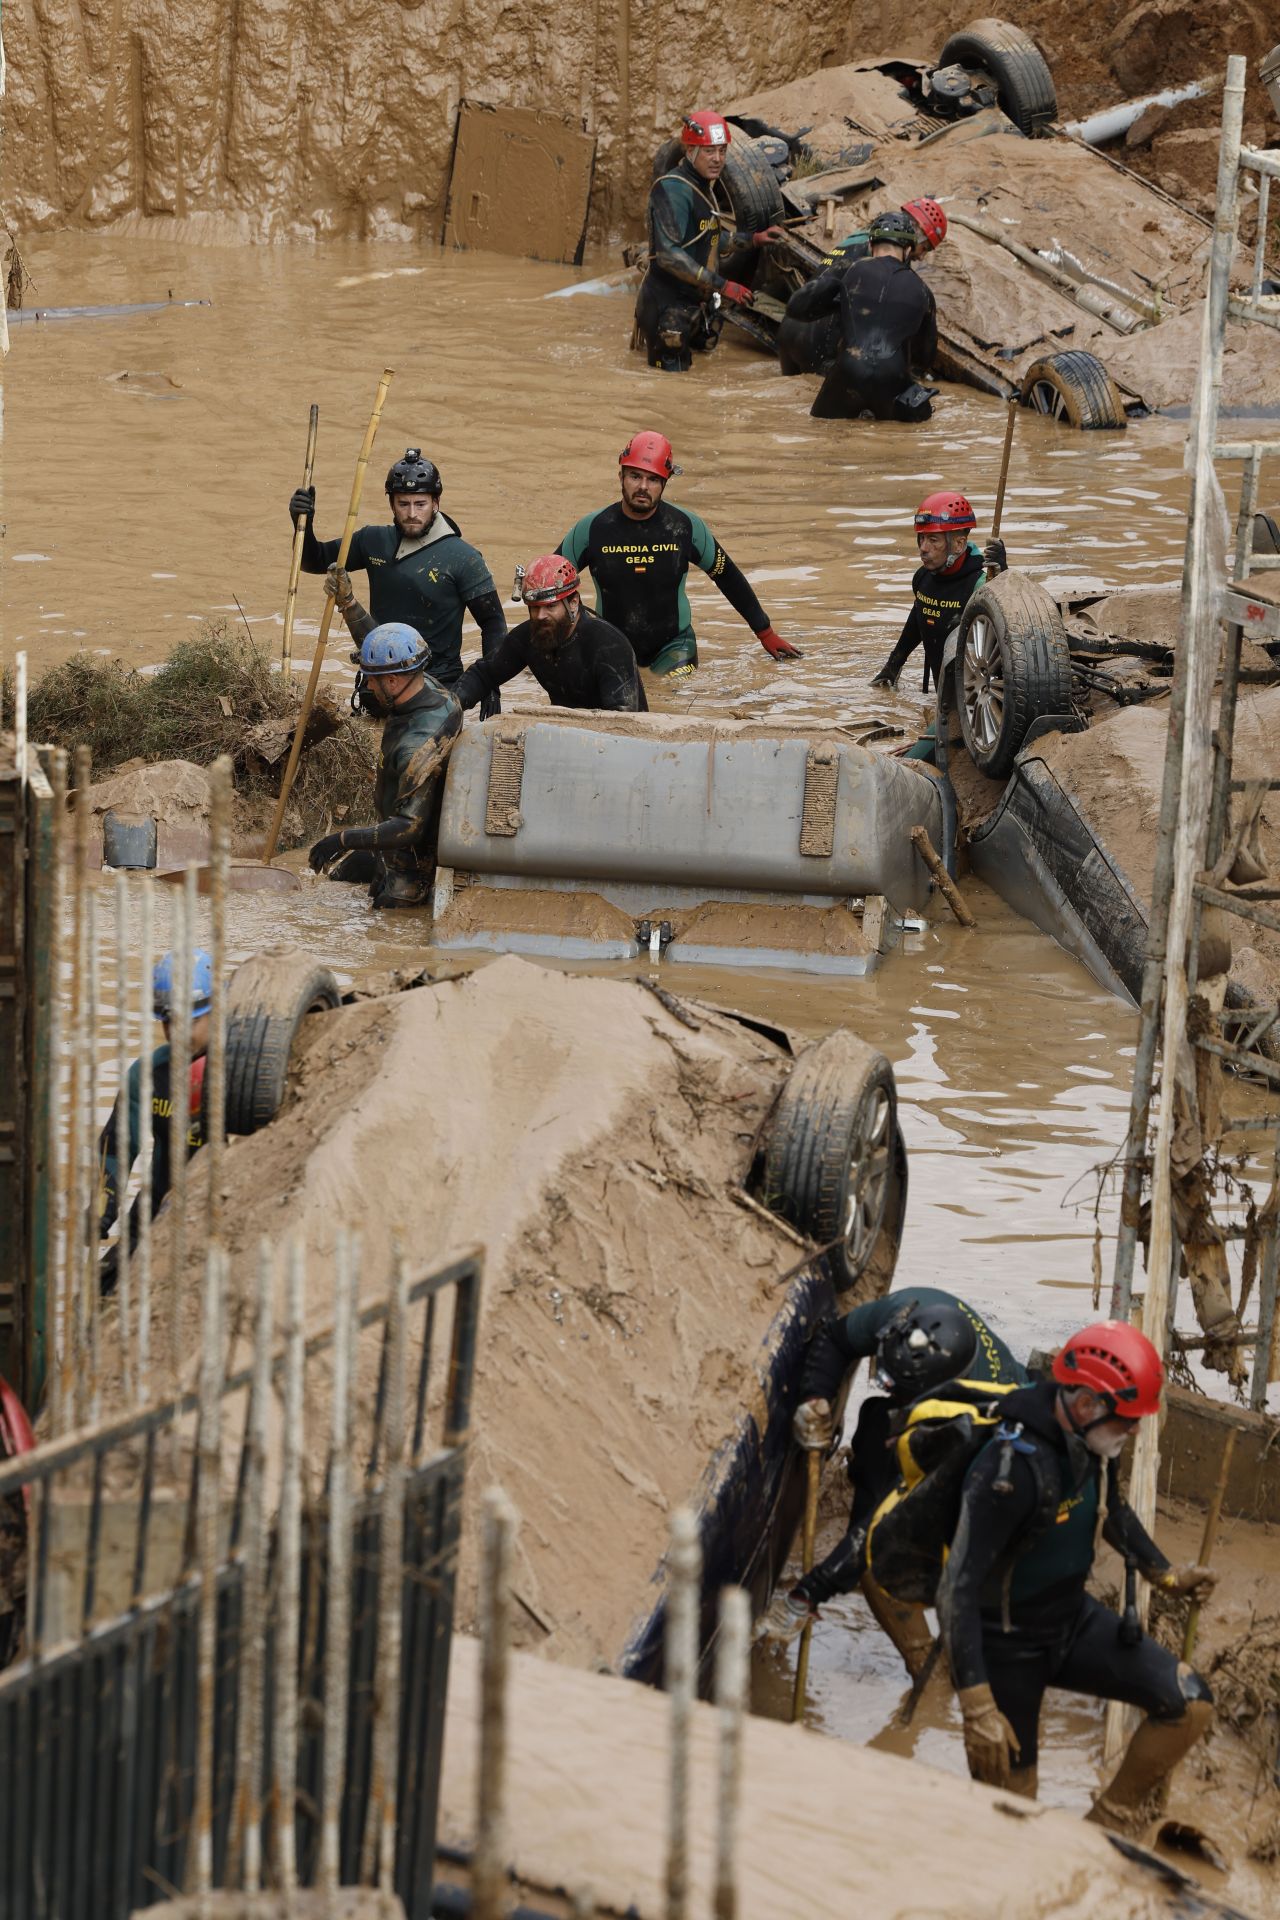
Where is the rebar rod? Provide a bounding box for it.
[274,1236,305,1892]
[665,1507,701,1920]
[713,1587,748,1920]
[473,1486,517,1920]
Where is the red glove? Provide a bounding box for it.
[752,227,786,246]
[757,625,803,660]
[720,281,754,307]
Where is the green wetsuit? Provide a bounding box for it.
[558,499,769,676]
[635,157,749,370]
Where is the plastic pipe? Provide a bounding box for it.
[1063,79,1208,147]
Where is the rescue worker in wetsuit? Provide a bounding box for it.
[558,431,801,681]
[307,621,462,909]
[938,1321,1216,1823]
[452,556,646,713]
[756,1291,1024,1673]
[871,492,1006,694]
[99,949,211,1282]
[635,110,784,372]
[779,197,947,378]
[786,211,938,422]
[289,448,506,700]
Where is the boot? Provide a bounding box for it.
[860,1572,934,1681]
[1086,1700,1213,1835]
[1007,1764,1039,1801]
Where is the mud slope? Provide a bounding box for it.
[132,955,811,1669]
[2,0,852,244]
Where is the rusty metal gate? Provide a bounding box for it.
[0,1247,480,1917]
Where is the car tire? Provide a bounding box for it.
[759,1030,907,1296]
[223,945,341,1135]
[650,130,785,235]
[938,19,1057,137]
[956,574,1073,779]
[1020,350,1128,429]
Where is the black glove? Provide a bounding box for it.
[308,831,345,873]
[982,537,1007,575]
[871,665,899,689]
[479,687,502,720]
[289,485,316,527]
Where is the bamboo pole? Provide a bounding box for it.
[190,1242,226,1894]
[364,1240,409,1891]
[136,877,154,1404]
[231,1238,273,1890]
[45,750,67,1437]
[282,404,320,670]
[274,1235,305,1891]
[262,370,393,863]
[911,825,976,928]
[665,1506,701,1920]
[114,871,132,1406]
[63,747,90,1425]
[206,757,230,1249]
[473,1486,517,1920]
[791,1451,820,1723]
[320,1231,358,1893]
[84,890,101,1424]
[167,868,194,1397]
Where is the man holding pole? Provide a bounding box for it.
[871,492,1005,692]
[289,448,507,692]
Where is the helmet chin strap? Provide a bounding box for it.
[1059,1386,1119,1439]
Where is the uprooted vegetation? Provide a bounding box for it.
[2,626,375,848]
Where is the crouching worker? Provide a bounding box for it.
[99,949,211,1287]
[308,610,461,910]
[453,556,647,713]
[792,210,938,422]
[757,1290,1024,1676]
[939,1321,1215,1822]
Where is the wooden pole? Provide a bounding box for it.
[991,397,1018,542]
[281,405,319,671]
[911,825,977,928]
[1182,1429,1235,1663]
[262,369,393,863]
[791,1450,820,1723]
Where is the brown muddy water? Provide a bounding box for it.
[5,237,1275,1886]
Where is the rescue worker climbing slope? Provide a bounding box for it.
[99,949,211,1279]
[290,448,506,693]
[453,556,646,713]
[558,431,801,680]
[307,621,461,909]
[779,198,947,379]
[938,1321,1216,1825]
[787,211,938,421]
[758,1291,1024,1674]
[635,111,782,372]
[872,493,1006,693]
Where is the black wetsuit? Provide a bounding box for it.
[795,1289,1025,1605]
[635,158,749,371]
[301,515,505,687]
[559,500,768,675]
[777,234,869,378]
[99,1047,204,1284]
[453,610,647,713]
[324,664,463,906]
[937,1381,1199,1769]
[874,544,986,694]
[789,255,936,422]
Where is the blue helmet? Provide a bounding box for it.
[353,622,430,676]
[153,948,214,1020]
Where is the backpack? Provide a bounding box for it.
[865,1378,1038,1604]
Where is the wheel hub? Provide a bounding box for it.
[962,615,1004,750]
[843,1087,893,1271]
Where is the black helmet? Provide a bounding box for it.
[385,447,442,497]
[874,1300,978,1402]
[868,210,920,250]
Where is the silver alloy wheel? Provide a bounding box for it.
[1027,378,1069,420]
[962,613,1004,753]
[843,1085,894,1274]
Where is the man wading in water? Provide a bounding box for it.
[634,110,783,372]
[558,431,801,682]
[784,210,939,422]
[452,556,646,713]
[290,447,506,702]
[779,197,947,379]
[307,617,461,909]
[872,492,1005,695]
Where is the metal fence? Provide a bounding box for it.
[0,1243,481,1918]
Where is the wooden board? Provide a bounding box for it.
[443,103,595,265]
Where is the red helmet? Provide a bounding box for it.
[1052,1321,1164,1419]
[915,492,976,534]
[681,111,731,149]
[902,197,947,249]
[522,554,580,605]
[620,431,678,481]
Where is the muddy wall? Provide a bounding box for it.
[1,0,854,245]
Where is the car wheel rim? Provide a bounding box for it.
[1028,379,1068,421]
[843,1087,893,1274]
[962,614,1004,751]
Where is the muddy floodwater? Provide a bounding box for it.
[6,237,1274,1892]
